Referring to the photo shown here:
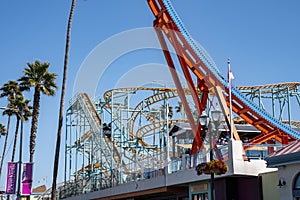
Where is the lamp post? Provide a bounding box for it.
[199,110,222,200]
[16,112,23,200]
[210,110,221,200]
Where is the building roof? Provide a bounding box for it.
[169,123,192,139]
[169,122,261,139]
[32,184,46,194]
[266,140,300,167]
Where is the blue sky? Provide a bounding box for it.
[0,0,299,190]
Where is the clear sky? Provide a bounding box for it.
[0,0,299,190]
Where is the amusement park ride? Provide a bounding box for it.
[59,0,300,198]
[147,0,299,150]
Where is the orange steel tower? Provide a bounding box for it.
[147,0,300,154]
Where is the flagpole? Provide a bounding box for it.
[228,58,233,140]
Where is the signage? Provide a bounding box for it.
[6,162,18,194]
[21,163,33,195]
[190,183,208,192]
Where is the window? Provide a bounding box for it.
[293,173,300,199]
[192,193,208,200]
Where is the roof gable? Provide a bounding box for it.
[266,140,300,167]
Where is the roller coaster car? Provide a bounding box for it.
[103,123,112,138]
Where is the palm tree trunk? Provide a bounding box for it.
[29,86,40,162]
[0,115,11,179]
[11,117,20,162]
[51,0,76,199]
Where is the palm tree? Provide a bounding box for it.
[9,95,32,200]
[8,95,32,162]
[160,103,173,120]
[168,104,173,119]
[52,0,76,199]
[0,80,22,99]
[0,122,7,180]
[0,80,21,180]
[175,101,182,113]
[18,60,57,163]
[0,110,13,200]
[0,123,6,136]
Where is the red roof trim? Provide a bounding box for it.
[270,140,300,157]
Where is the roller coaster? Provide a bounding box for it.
[148,0,300,150]
[59,0,300,198]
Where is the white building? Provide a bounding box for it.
[266,141,300,200]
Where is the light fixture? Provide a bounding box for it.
[211,110,222,123]
[199,111,209,140]
[199,111,209,127]
[277,178,286,188]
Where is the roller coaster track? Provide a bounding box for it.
[103,87,175,103]
[103,87,191,150]
[237,82,300,93]
[105,87,196,154]
[147,0,300,153]
[128,87,192,137]
[104,88,178,130]
[70,93,121,180]
[74,92,158,174]
[136,119,187,138]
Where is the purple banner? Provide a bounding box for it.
[21,163,33,195]
[6,162,18,194]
